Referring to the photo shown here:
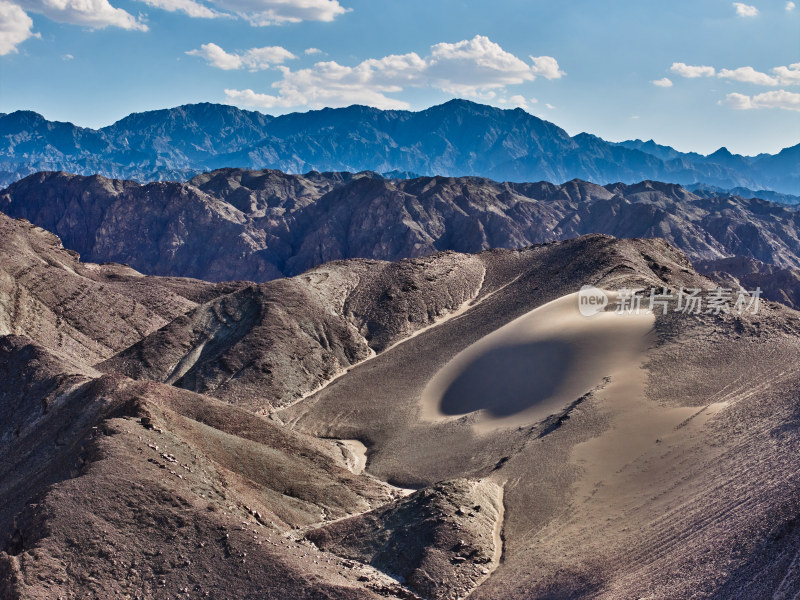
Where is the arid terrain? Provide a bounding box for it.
[4,170,800,314]
[4,0,799,596]
[2,209,799,599]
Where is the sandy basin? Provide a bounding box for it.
[420,291,655,431]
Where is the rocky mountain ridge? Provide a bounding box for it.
[3,170,800,312]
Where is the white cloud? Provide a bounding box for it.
[141,0,221,18]
[499,94,529,109]
[725,89,800,111]
[226,84,410,110]
[672,61,800,111]
[0,1,37,54]
[772,63,800,85]
[239,53,423,109]
[17,0,147,30]
[362,52,428,84]
[670,62,715,78]
[652,77,673,87]
[545,103,555,109]
[243,45,296,68]
[733,2,759,16]
[718,66,779,86]
[724,93,752,109]
[529,55,565,79]
[631,115,640,119]
[671,63,800,87]
[427,36,543,94]
[210,0,348,26]
[5,0,349,41]
[224,35,564,110]
[787,1,796,10]
[187,43,241,69]
[187,42,296,70]
[62,52,73,59]
[304,47,321,55]
[468,90,499,102]
[670,62,800,86]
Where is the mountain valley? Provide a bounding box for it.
[2,212,800,598]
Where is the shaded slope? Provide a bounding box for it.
[0,172,281,281]
[0,213,245,364]
[102,253,485,410]
[697,255,800,310]
[0,336,405,599]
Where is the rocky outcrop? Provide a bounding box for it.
[308,479,504,600]
[0,339,399,599]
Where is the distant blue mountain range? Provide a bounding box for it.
[1,99,798,194]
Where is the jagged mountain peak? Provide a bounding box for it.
[3,109,48,123]
[708,146,734,158]
[104,102,272,129]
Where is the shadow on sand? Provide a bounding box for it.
[439,340,575,418]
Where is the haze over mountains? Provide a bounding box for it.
[2,99,799,194]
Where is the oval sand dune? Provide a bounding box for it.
[421,291,654,431]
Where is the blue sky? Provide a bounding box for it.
[1,0,798,155]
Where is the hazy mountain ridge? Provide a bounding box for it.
[2,100,798,193]
[685,182,800,205]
